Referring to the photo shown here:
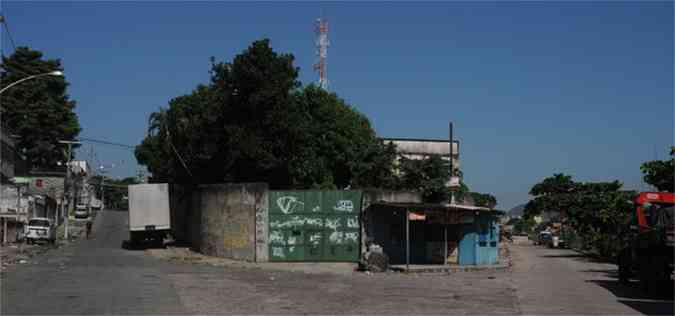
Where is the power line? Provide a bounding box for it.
[0,15,17,53]
[168,137,194,178]
[78,137,136,150]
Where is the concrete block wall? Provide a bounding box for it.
[197,183,267,262]
[169,184,195,245]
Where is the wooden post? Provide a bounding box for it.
[406,209,410,271]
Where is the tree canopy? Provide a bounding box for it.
[470,192,497,209]
[524,173,635,258]
[135,39,396,189]
[1,47,81,169]
[396,154,450,203]
[640,147,674,192]
[91,175,140,210]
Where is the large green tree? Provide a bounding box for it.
[470,192,497,208]
[640,147,674,192]
[0,47,80,168]
[396,154,450,203]
[525,173,635,258]
[135,39,396,189]
[91,175,140,210]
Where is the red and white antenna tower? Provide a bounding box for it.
[313,17,329,90]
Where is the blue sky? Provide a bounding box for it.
[2,1,673,210]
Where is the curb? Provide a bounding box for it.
[391,263,510,274]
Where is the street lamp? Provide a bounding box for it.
[0,70,64,95]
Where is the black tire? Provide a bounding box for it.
[618,249,631,284]
[639,256,654,294]
[650,256,670,294]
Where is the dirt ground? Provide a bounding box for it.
[146,246,359,275]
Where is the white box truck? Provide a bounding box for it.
[127,183,171,247]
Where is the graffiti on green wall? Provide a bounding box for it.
[268,190,362,262]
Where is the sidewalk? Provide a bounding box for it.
[146,246,359,275]
[148,242,513,275]
[390,262,510,273]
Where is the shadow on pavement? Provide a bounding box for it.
[617,299,675,316]
[540,253,609,264]
[579,268,619,278]
[121,240,165,251]
[588,279,674,315]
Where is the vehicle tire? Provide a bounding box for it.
[639,255,654,294]
[618,249,631,284]
[650,256,669,294]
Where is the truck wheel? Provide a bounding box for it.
[651,256,669,293]
[639,256,652,293]
[618,249,631,284]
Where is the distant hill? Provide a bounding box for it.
[508,203,527,218]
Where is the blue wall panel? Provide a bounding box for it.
[459,223,476,265]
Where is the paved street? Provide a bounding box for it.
[511,244,674,316]
[2,210,673,315]
[2,210,519,315]
[1,210,186,315]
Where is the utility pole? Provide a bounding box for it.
[449,122,454,205]
[59,140,80,239]
[101,174,105,210]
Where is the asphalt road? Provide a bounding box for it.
[511,244,674,316]
[6,210,669,315]
[1,210,520,315]
[1,210,186,315]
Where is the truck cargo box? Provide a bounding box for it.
[128,183,171,232]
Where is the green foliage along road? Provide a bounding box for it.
[524,173,635,258]
[90,175,140,210]
[640,147,674,192]
[1,47,81,169]
[135,39,396,189]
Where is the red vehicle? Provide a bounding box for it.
[618,192,674,294]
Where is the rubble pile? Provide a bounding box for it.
[362,244,389,273]
[1,244,36,274]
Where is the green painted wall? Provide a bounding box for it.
[268,190,362,262]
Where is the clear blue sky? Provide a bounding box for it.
[2,1,673,210]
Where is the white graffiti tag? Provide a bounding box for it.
[272,247,285,258]
[276,196,304,214]
[334,200,354,212]
[347,217,359,228]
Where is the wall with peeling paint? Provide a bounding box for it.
[197,183,268,261]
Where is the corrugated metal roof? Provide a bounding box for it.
[370,202,494,212]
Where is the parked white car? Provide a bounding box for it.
[25,217,56,244]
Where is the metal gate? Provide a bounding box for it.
[268,190,361,262]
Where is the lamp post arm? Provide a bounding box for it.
[0,72,60,95]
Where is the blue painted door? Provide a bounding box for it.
[476,214,499,265]
[459,223,476,265]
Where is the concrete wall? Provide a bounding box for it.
[1,128,15,180]
[198,183,267,262]
[362,190,422,208]
[169,184,193,245]
[254,187,269,262]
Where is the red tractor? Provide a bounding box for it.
[618,192,674,294]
